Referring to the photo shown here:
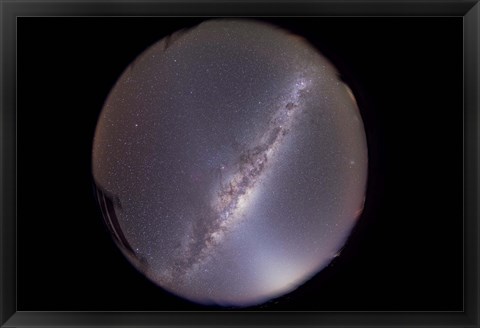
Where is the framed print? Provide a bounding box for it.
[1,0,478,327]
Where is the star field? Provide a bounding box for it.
[92,19,368,307]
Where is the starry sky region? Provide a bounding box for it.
[92,19,368,307]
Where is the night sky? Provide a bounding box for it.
[17,17,463,311]
[92,19,367,306]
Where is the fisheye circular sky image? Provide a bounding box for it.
[92,19,368,307]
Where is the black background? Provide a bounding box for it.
[17,17,463,311]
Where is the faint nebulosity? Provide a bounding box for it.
[92,19,368,307]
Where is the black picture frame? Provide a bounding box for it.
[2,0,478,327]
